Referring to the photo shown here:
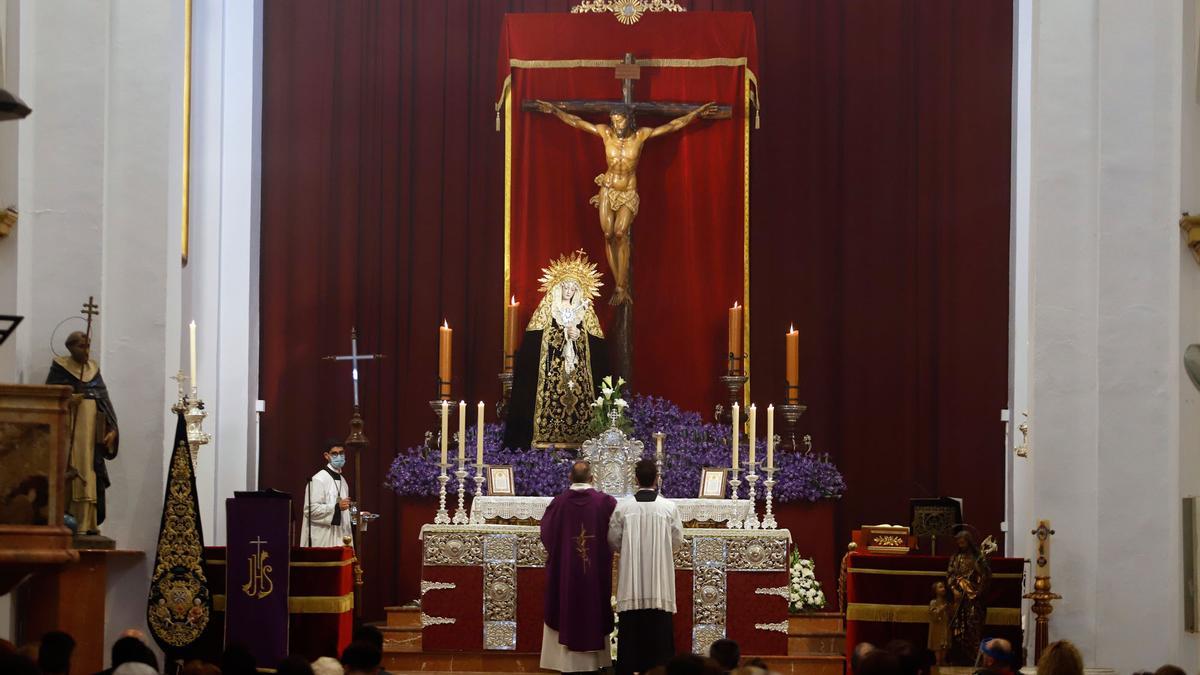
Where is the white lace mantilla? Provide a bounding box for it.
[470,495,754,524]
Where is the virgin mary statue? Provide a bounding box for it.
[504,250,610,450]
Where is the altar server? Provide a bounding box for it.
[301,441,354,547]
[540,460,618,674]
[608,458,685,674]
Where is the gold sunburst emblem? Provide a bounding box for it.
[538,250,603,300]
[571,0,686,25]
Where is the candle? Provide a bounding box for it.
[766,404,775,469]
[477,401,485,466]
[655,433,664,457]
[748,404,756,466]
[189,320,197,392]
[438,320,452,399]
[731,402,740,470]
[786,324,799,402]
[504,296,520,370]
[1034,519,1052,576]
[439,400,449,473]
[728,302,744,372]
[458,400,467,464]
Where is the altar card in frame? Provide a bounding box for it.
[488,465,515,496]
[699,467,727,499]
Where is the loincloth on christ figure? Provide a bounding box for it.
[589,174,639,215]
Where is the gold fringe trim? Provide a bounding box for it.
[212,592,354,615]
[848,568,1023,579]
[205,559,352,569]
[495,75,511,132]
[503,88,513,324]
[742,67,750,404]
[509,57,749,69]
[846,603,1020,626]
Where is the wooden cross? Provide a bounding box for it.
[520,53,732,119]
[322,327,385,408]
[81,296,99,339]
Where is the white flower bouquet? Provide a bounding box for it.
[788,550,827,613]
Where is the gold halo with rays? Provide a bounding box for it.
[538,249,603,300]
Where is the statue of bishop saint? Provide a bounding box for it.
[504,251,610,450]
[46,331,119,534]
[534,100,716,306]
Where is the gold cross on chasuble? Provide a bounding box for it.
[575,523,593,574]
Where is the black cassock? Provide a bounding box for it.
[503,318,610,451]
[46,358,119,526]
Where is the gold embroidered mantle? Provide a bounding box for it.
[531,321,597,447]
[147,434,211,649]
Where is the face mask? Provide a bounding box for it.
[329,454,346,470]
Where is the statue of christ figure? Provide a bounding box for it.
[534,100,716,306]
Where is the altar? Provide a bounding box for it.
[420,516,792,657]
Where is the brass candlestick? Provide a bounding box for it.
[779,403,808,451]
[497,371,514,421]
[716,373,748,424]
[1024,576,1061,664]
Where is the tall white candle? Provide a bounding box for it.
[766,404,775,469]
[476,401,485,466]
[748,404,757,466]
[458,400,467,463]
[731,402,740,470]
[189,320,197,392]
[440,400,449,473]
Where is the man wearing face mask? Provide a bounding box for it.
[301,440,354,547]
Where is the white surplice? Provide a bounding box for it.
[300,465,354,547]
[608,490,684,613]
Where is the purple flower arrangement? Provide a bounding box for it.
[385,395,845,503]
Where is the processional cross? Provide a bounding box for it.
[321,327,385,621]
[523,54,732,386]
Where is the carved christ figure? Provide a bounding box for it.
[534,100,716,305]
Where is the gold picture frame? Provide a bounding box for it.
[698,467,727,499]
[488,465,515,496]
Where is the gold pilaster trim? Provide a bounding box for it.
[181,0,192,267]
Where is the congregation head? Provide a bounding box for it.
[980,637,1014,672]
[569,459,592,484]
[884,639,932,675]
[37,630,75,675]
[857,648,903,675]
[851,641,877,673]
[708,638,740,671]
[635,457,658,488]
[179,659,221,675]
[110,634,157,672]
[1037,640,1084,675]
[340,639,382,675]
[311,656,345,675]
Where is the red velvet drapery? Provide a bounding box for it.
[500,13,756,411]
[259,0,1012,622]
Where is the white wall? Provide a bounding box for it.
[185,0,263,545]
[1017,0,1200,670]
[0,0,178,657]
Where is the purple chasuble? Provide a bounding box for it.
[540,486,618,652]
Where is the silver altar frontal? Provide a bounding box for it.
[470,495,755,527]
[419,521,793,656]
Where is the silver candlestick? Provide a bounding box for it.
[470,462,488,524]
[761,466,778,529]
[169,371,211,466]
[434,464,452,524]
[452,462,470,524]
[727,465,743,529]
[742,460,761,529]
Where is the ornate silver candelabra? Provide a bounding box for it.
[169,371,211,466]
[727,465,743,529]
[761,465,778,529]
[434,463,452,524]
[452,459,470,525]
[470,462,488,523]
[742,460,761,529]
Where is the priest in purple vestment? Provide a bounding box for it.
[540,460,618,674]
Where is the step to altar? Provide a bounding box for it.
[789,612,846,657]
[382,651,845,675]
[385,605,422,629]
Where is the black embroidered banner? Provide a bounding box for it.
[147,413,211,653]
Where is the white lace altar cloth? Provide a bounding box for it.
[470,495,754,525]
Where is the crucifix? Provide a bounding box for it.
[79,296,99,379]
[523,54,731,388]
[322,327,385,410]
